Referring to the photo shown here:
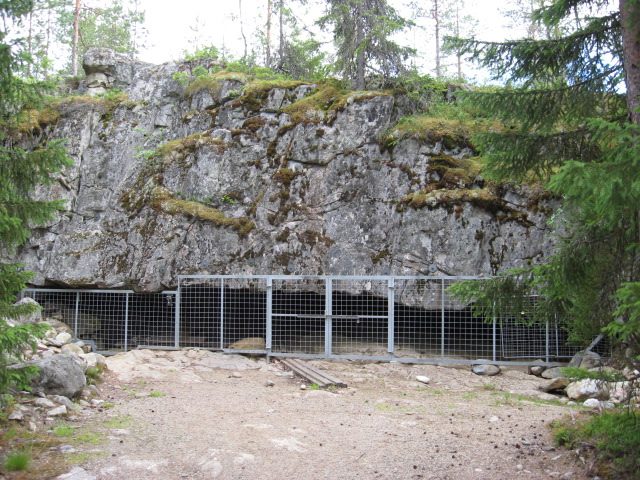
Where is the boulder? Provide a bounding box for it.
[82,47,139,90]
[471,364,501,376]
[540,377,570,393]
[10,297,42,324]
[528,360,546,377]
[541,367,565,379]
[568,350,601,369]
[565,379,609,401]
[79,352,107,370]
[33,354,86,398]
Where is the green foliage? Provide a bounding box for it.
[1,1,72,400]
[57,0,146,71]
[560,367,625,382]
[185,45,219,62]
[318,0,414,88]
[444,0,640,356]
[552,412,640,479]
[278,37,329,81]
[3,449,31,471]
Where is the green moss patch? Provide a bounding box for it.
[382,115,474,150]
[185,71,249,97]
[281,81,391,125]
[151,187,254,236]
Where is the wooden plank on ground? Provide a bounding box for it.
[281,359,347,388]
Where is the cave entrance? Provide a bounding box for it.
[23,275,601,364]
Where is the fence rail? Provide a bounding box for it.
[22,275,597,365]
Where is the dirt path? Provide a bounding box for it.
[73,350,586,480]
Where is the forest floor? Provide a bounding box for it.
[13,350,592,480]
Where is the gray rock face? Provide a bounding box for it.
[33,354,86,398]
[15,49,556,292]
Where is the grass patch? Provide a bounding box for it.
[552,412,640,479]
[462,391,478,400]
[185,70,249,97]
[149,390,165,398]
[560,367,626,382]
[74,431,103,445]
[4,449,31,471]
[482,383,498,391]
[104,415,133,429]
[308,383,320,391]
[52,424,74,437]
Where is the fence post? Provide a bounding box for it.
[324,278,332,357]
[492,301,497,362]
[74,292,80,337]
[441,279,446,357]
[175,279,181,348]
[266,277,272,354]
[545,315,551,363]
[387,278,395,355]
[220,278,225,350]
[124,292,129,352]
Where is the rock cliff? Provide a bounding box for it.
[15,49,555,292]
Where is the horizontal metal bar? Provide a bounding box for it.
[178,274,488,281]
[24,288,136,294]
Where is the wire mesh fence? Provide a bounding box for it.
[22,275,594,364]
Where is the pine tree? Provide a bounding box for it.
[319,0,414,89]
[0,0,72,400]
[445,0,640,357]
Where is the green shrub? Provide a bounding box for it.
[4,450,31,471]
[552,412,640,479]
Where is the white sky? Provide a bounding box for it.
[137,0,517,80]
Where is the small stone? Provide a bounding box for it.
[8,410,24,421]
[54,332,73,346]
[416,375,430,384]
[35,397,57,408]
[59,445,77,454]
[48,405,67,416]
[516,464,523,471]
[472,364,500,376]
[583,399,600,408]
[55,466,97,480]
[560,471,574,480]
[49,395,78,411]
[28,421,38,432]
[488,415,499,423]
[265,380,275,387]
[78,400,90,407]
[231,372,242,379]
[300,385,307,390]
[62,343,84,355]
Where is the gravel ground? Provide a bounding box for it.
[73,350,588,480]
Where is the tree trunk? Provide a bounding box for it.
[26,9,32,76]
[621,0,640,125]
[455,1,461,80]
[239,0,247,61]
[433,0,441,77]
[72,0,81,76]
[355,1,365,89]
[266,0,272,66]
[278,0,284,69]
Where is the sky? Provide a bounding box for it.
[136,0,517,80]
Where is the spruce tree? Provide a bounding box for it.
[319,0,414,89]
[445,0,640,357]
[0,0,71,399]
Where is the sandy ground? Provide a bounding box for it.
[74,350,588,480]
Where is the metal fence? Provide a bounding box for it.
[22,275,598,365]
